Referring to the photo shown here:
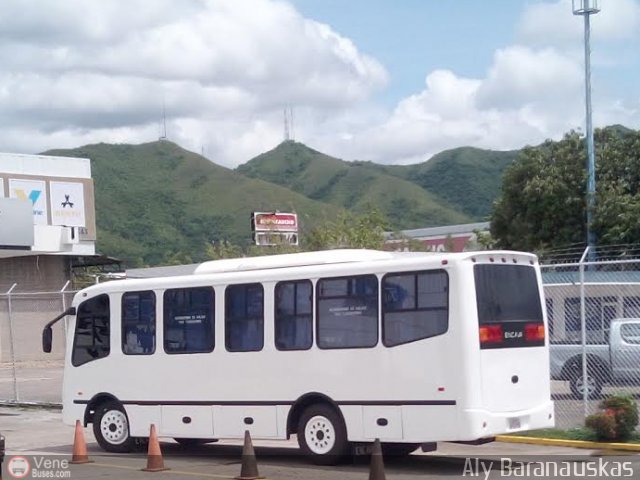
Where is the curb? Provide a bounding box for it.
[496,435,640,452]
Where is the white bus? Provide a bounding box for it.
[43,249,554,463]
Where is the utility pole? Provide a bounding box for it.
[573,0,600,255]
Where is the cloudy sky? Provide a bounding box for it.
[0,0,639,167]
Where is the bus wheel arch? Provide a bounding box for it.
[289,394,349,465]
[84,392,120,426]
[88,396,136,453]
[286,392,341,437]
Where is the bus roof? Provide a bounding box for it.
[124,249,538,280]
[193,249,423,275]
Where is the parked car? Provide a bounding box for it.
[550,318,640,399]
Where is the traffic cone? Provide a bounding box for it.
[368,438,386,480]
[235,430,264,480]
[142,424,169,472]
[70,419,93,464]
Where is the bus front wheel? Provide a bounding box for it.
[297,404,349,465]
[93,400,136,453]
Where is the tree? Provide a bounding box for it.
[491,127,640,252]
[303,210,388,250]
[199,210,390,260]
[205,240,244,260]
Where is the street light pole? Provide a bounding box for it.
[573,0,600,255]
[573,0,600,418]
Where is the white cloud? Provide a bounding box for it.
[0,0,388,165]
[0,0,638,168]
[476,46,582,109]
[323,41,638,165]
[310,0,640,165]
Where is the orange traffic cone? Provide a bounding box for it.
[142,424,169,472]
[368,438,386,480]
[235,430,264,480]
[70,419,93,464]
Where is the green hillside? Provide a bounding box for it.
[44,141,335,267]
[41,139,518,267]
[237,141,348,200]
[237,141,471,229]
[379,147,518,219]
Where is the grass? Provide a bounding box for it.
[512,428,640,444]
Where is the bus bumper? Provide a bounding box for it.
[459,401,555,440]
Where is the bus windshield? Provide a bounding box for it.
[475,264,543,324]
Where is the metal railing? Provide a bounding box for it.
[0,282,76,404]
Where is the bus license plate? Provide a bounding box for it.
[508,417,521,430]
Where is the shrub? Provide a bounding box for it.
[586,411,618,440]
[585,394,639,441]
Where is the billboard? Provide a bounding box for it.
[9,178,47,225]
[252,212,298,232]
[251,212,299,246]
[49,181,86,227]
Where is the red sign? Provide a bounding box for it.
[252,212,298,233]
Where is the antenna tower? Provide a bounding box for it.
[283,108,290,141]
[159,99,168,141]
[289,107,295,141]
[283,106,295,142]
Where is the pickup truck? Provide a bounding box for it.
[550,318,640,399]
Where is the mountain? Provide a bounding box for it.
[378,147,519,218]
[237,141,472,229]
[42,139,518,267]
[43,141,335,267]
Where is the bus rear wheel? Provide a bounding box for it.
[93,400,136,453]
[297,404,349,465]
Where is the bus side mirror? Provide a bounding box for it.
[42,327,53,353]
[42,306,75,353]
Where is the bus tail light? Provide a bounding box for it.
[525,323,545,342]
[479,325,503,344]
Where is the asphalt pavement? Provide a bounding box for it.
[2,406,640,480]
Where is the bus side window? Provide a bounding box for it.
[275,280,312,351]
[164,287,215,354]
[122,291,156,355]
[382,270,448,347]
[72,294,110,367]
[317,275,378,349]
[225,284,264,352]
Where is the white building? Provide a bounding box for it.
[0,152,98,291]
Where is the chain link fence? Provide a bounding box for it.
[543,246,640,430]
[0,283,76,404]
[2,252,639,435]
